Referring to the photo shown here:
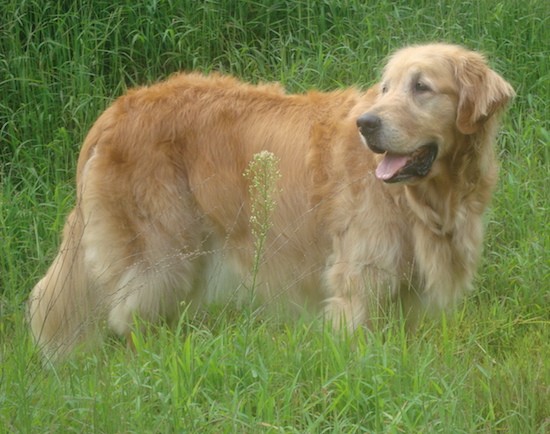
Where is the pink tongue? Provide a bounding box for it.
[375,153,409,180]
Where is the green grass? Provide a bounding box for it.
[1,0,549,432]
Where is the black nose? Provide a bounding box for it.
[356,113,381,136]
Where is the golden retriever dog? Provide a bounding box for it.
[28,44,514,360]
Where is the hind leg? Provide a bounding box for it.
[104,248,204,340]
[79,203,208,343]
[77,145,212,343]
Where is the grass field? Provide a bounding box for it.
[1,0,548,432]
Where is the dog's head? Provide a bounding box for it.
[357,44,514,183]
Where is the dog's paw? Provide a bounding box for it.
[323,296,365,332]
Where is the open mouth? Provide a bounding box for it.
[375,143,438,183]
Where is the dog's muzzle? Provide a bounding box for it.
[357,113,438,183]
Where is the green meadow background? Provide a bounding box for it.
[1,0,548,432]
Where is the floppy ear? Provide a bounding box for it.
[455,51,515,134]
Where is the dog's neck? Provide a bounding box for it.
[404,180,456,236]
[399,127,499,306]
[403,127,499,238]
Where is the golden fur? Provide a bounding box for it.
[28,44,514,360]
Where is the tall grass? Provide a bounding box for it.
[1,0,548,432]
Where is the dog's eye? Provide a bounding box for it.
[381,85,388,94]
[415,81,431,93]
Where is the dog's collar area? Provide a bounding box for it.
[376,143,438,183]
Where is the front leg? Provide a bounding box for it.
[319,193,406,332]
[323,260,366,331]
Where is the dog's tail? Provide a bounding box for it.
[28,206,98,362]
